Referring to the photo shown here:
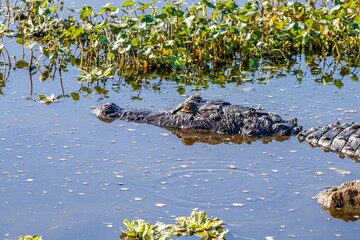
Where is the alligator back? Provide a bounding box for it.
[298,122,360,161]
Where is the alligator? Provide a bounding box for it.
[93,95,360,161]
[299,122,360,161]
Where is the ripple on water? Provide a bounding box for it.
[287,164,313,173]
[129,159,291,218]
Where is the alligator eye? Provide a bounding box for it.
[182,104,192,113]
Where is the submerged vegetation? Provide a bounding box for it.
[0,0,359,99]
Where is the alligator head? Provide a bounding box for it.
[93,95,302,141]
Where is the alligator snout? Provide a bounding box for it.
[93,102,123,123]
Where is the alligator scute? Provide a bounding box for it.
[298,122,360,161]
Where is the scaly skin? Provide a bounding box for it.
[298,122,360,161]
[93,95,302,137]
[93,95,359,161]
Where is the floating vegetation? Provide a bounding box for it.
[18,235,42,240]
[0,0,359,99]
[18,210,228,240]
[38,93,56,104]
[120,210,228,239]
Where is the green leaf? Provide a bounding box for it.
[177,86,185,95]
[99,3,118,14]
[39,70,49,81]
[19,235,42,240]
[98,35,109,44]
[201,0,215,8]
[81,86,92,94]
[173,0,185,6]
[38,94,55,104]
[79,5,94,20]
[249,58,259,68]
[16,38,28,45]
[15,60,29,69]
[351,75,359,81]
[156,13,167,20]
[131,38,140,47]
[349,23,359,30]
[70,92,80,100]
[334,79,343,89]
[202,51,210,61]
[355,16,360,25]
[121,0,135,8]
[174,10,184,17]
[23,41,37,49]
[94,86,109,95]
[141,15,153,23]
[339,66,350,76]
[302,31,309,46]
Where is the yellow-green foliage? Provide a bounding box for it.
[0,0,358,99]
[5,0,360,71]
[19,236,42,240]
[120,210,229,239]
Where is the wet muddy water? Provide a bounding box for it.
[1,62,359,240]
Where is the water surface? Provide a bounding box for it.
[1,0,360,239]
[1,61,359,239]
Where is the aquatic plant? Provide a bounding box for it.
[172,209,228,239]
[120,210,229,239]
[0,0,359,99]
[18,235,42,240]
[18,211,228,240]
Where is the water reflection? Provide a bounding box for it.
[321,206,360,222]
[163,128,291,145]
[317,180,360,222]
[1,51,358,102]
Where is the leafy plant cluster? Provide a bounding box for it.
[0,0,359,98]
[120,210,228,239]
[18,235,42,240]
[7,0,360,65]
[18,210,228,240]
